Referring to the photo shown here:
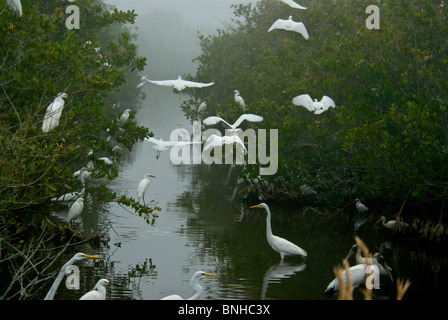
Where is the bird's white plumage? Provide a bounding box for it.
[375,216,410,230]
[292,94,336,114]
[355,198,369,213]
[52,187,85,203]
[119,109,131,126]
[234,90,245,110]
[250,203,307,260]
[278,0,307,10]
[137,173,155,203]
[7,0,22,16]
[203,134,248,154]
[203,114,263,132]
[160,271,218,300]
[268,16,309,39]
[42,93,68,133]
[79,279,109,300]
[146,76,214,91]
[66,197,84,224]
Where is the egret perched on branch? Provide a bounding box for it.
[7,0,22,16]
[66,197,84,227]
[160,271,219,300]
[234,90,245,110]
[278,0,307,9]
[292,94,336,114]
[79,279,110,300]
[137,173,156,205]
[355,198,369,214]
[42,93,68,133]
[203,114,263,134]
[374,216,410,230]
[44,253,101,300]
[268,16,309,39]
[323,253,393,298]
[249,203,307,261]
[119,109,131,126]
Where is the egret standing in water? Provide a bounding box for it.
[42,93,68,133]
[79,279,110,300]
[44,253,101,300]
[137,173,156,205]
[160,271,219,300]
[249,203,307,261]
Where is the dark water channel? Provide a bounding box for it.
[44,86,448,301]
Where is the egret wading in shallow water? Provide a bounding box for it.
[249,203,307,261]
[268,16,309,39]
[137,173,156,205]
[234,90,245,110]
[374,216,410,230]
[292,94,336,114]
[42,93,68,133]
[323,252,393,298]
[44,253,101,300]
[160,271,219,300]
[79,279,110,300]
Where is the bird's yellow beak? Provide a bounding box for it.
[203,273,219,277]
[249,204,261,209]
[82,254,102,259]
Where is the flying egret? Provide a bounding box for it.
[292,94,336,114]
[44,252,101,300]
[323,253,393,298]
[145,137,194,159]
[355,198,369,214]
[146,76,215,92]
[66,197,84,227]
[345,244,393,276]
[374,216,410,230]
[119,109,131,126]
[203,134,248,154]
[203,114,263,134]
[160,271,219,300]
[268,16,309,39]
[278,0,306,10]
[234,90,245,110]
[7,0,22,16]
[137,173,156,205]
[42,93,68,133]
[249,203,307,260]
[79,279,110,300]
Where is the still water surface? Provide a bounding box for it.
[47,86,447,300]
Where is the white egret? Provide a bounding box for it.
[66,197,84,226]
[44,252,101,300]
[203,134,248,154]
[278,0,306,10]
[51,187,85,204]
[292,94,336,114]
[234,90,245,110]
[98,157,113,165]
[146,76,215,92]
[249,203,307,260]
[374,216,410,230]
[345,244,393,276]
[300,184,317,196]
[73,167,91,184]
[145,137,194,159]
[198,102,207,113]
[160,271,219,300]
[203,114,263,134]
[7,0,22,16]
[355,198,369,214]
[42,93,68,133]
[323,253,393,298]
[79,279,110,300]
[137,173,156,205]
[268,16,309,39]
[119,109,131,127]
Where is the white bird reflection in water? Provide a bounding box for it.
[261,261,307,300]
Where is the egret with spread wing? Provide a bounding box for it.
[268,16,309,39]
[146,76,214,91]
[203,134,248,154]
[203,114,263,134]
[292,94,335,114]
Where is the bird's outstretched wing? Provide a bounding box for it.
[280,0,307,9]
[203,116,232,128]
[290,22,309,39]
[233,114,264,128]
[181,80,215,88]
[146,79,177,87]
[292,94,314,111]
[268,19,287,32]
[320,96,336,109]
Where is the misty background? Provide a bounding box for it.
[104,0,258,79]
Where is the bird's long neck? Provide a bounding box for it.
[188,281,203,300]
[265,208,274,238]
